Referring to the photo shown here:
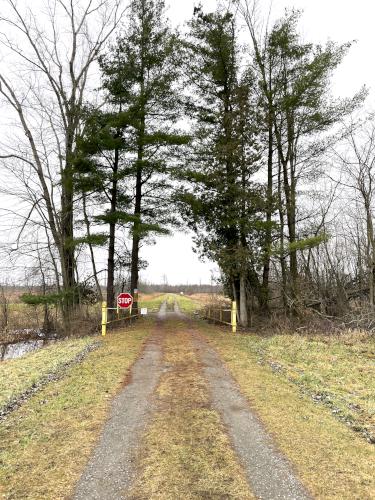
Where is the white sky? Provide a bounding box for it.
[141,0,375,285]
[0,0,374,285]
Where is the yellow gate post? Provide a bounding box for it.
[102,301,107,337]
[231,301,237,334]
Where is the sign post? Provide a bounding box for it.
[117,293,133,310]
[133,288,139,315]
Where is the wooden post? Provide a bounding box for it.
[133,288,139,316]
[220,308,223,323]
[102,301,107,337]
[231,301,237,334]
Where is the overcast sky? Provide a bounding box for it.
[141,0,375,285]
[0,0,374,286]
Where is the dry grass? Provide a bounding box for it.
[0,303,101,340]
[0,321,151,500]
[201,322,375,499]
[189,293,226,305]
[212,327,375,441]
[129,319,253,499]
[138,292,165,302]
[0,303,46,332]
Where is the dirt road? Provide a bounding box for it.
[73,305,310,499]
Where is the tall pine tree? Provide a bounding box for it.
[74,108,132,314]
[99,0,189,309]
[266,10,362,311]
[179,8,263,326]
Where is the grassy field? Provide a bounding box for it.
[201,323,375,499]
[0,336,96,413]
[0,321,151,500]
[139,293,169,311]
[206,327,375,441]
[130,319,253,499]
[139,292,205,314]
[174,293,203,313]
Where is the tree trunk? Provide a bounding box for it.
[232,279,240,322]
[365,203,375,308]
[261,113,274,313]
[129,23,147,313]
[107,147,120,318]
[130,115,145,311]
[82,193,103,301]
[280,153,298,313]
[130,166,142,311]
[60,127,76,332]
[239,273,248,327]
[277,160,288,310]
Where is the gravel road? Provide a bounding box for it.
[194,331,311,500]
[73,309,311,499]
[73,328,164,500]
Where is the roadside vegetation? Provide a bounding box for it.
[0,337,96,413]
[240,329,375,442]
[0,296,101,341]
[139,293,170,312]
[201,323,375,498]
[0,322,151,500]
[174,294,202,314]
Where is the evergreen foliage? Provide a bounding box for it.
[10,0,364,323]
[99,0,189,302]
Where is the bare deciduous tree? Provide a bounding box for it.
[333,117,375,307]
[0,0,125,328]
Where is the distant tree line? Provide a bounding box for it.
[138,283,223,295]
[0,0,373,330]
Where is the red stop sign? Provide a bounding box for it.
[117,293,133,309]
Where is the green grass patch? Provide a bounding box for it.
[0,337,95,412]
[138,293,204,314]
[139,293,169,312]
[201,323,375,499]
[0,321,151,500]
[172,293,202,314]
